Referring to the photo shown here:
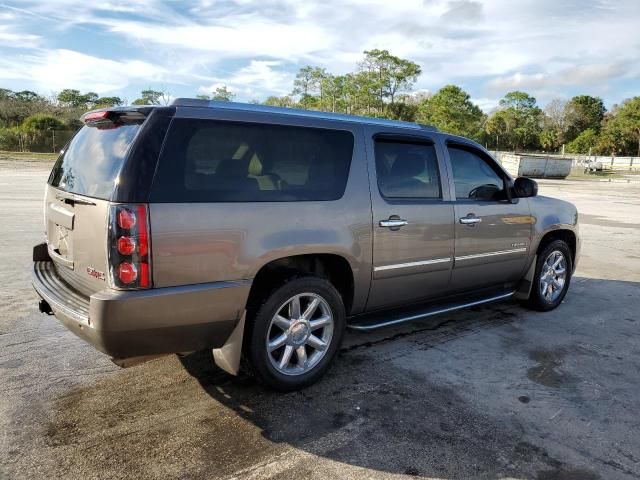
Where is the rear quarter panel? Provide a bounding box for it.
[149,113,373,315]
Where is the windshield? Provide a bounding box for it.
[48,123,141,199]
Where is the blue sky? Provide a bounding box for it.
[0,0,638,111]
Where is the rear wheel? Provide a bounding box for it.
[523,240,572,311]
[244,276,345,391]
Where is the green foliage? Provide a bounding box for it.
[1,54,639,156]
[198,86,235,102]
[57,89,99,109]
[94,96,124,108]
[490,91,542,151]
[132,89,169,105]
[0,127,21,151]
[22,114,65,132]
[416,85,484,140]
[566,128,598,154]
[595,97,640,156]
[564,95,605,141]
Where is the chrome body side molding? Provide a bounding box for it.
[374,257,452,272]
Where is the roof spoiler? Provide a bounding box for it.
[81,106,154,128]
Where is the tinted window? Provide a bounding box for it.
[375,140,441,199]
[49,124,141,199]
[150,119,354,202]
[448,146,504,200]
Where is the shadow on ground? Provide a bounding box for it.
[22,277,640,479]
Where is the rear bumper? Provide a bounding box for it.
[32,260,251,359]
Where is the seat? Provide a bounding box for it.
[382,152,429,197]
[248,154,282,191]
[210,158,259,197]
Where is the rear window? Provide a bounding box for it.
[149,119,354,202]
[48,124,141,199]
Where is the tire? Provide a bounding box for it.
[243,276,346,391]
[522,239,573,312]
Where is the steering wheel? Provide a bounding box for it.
[468,184,499,199]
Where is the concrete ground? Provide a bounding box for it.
[1,160,639,480]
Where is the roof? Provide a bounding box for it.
[171,98,437,131]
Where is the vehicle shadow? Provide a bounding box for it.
[38,276,637,479]
[176,299,594,479]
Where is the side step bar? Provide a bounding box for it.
[347,291,515,331]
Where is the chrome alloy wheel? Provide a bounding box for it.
[539,250,567,303]
[266,293,334,376]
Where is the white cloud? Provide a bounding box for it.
[487,63,629,92]
[0,25,41,48]
[0,0,638,103]
[0,49,171,93]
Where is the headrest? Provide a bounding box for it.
[248,154,263,176]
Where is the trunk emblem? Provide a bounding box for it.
[86,267,106,281]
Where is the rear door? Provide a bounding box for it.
[443,141,532,292]
[45,113,144,295]
[366,129,455,311]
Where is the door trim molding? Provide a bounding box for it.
[374,257,452,272]
[455,247,527,261]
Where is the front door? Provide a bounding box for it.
[444,142,532,292]
[366,131,455,311]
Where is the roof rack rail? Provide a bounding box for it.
[170,98,437,131]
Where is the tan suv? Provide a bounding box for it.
[32,99,580,390]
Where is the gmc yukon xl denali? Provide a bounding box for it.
[32,99,580,390]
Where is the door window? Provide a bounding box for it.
[374,140,441,199]
[448,146,505,201]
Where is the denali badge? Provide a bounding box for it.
[511,242,527,248]
[86,267,106,281]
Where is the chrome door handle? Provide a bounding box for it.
[380,219,408,228]
[459,216,482,225]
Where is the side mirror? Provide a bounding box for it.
[513,177,538,198]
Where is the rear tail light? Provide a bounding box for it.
[108,204,151,289]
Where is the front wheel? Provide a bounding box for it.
[244,277,345,391]
[523,240,573,311]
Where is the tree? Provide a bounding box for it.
[93,96,124,108]
[416,85,484,140]
[360,49,421,110]
[614,97,640,157]
[490,91,543,151]
[22,114,65,132]
[292,66,318,109]
[14,90,43,103]
[485,111,509,150]
[540,98,568,150]
[564,95,605,142]
[132,89,170,105]
[263,95,295,108]
[212,86,235,102]
[57,89,98,109]
[565,128,598,154]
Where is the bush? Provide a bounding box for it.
[22,114,65,132]
[0,127,21,151]
[566,128,598,154]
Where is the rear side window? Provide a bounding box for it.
[49,124,141,199]
[150,119,354,202]
[375,140,441,199]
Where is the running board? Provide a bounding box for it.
[347,291,515,331]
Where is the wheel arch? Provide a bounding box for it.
[246,253,356,316]
[536,229,577,267]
